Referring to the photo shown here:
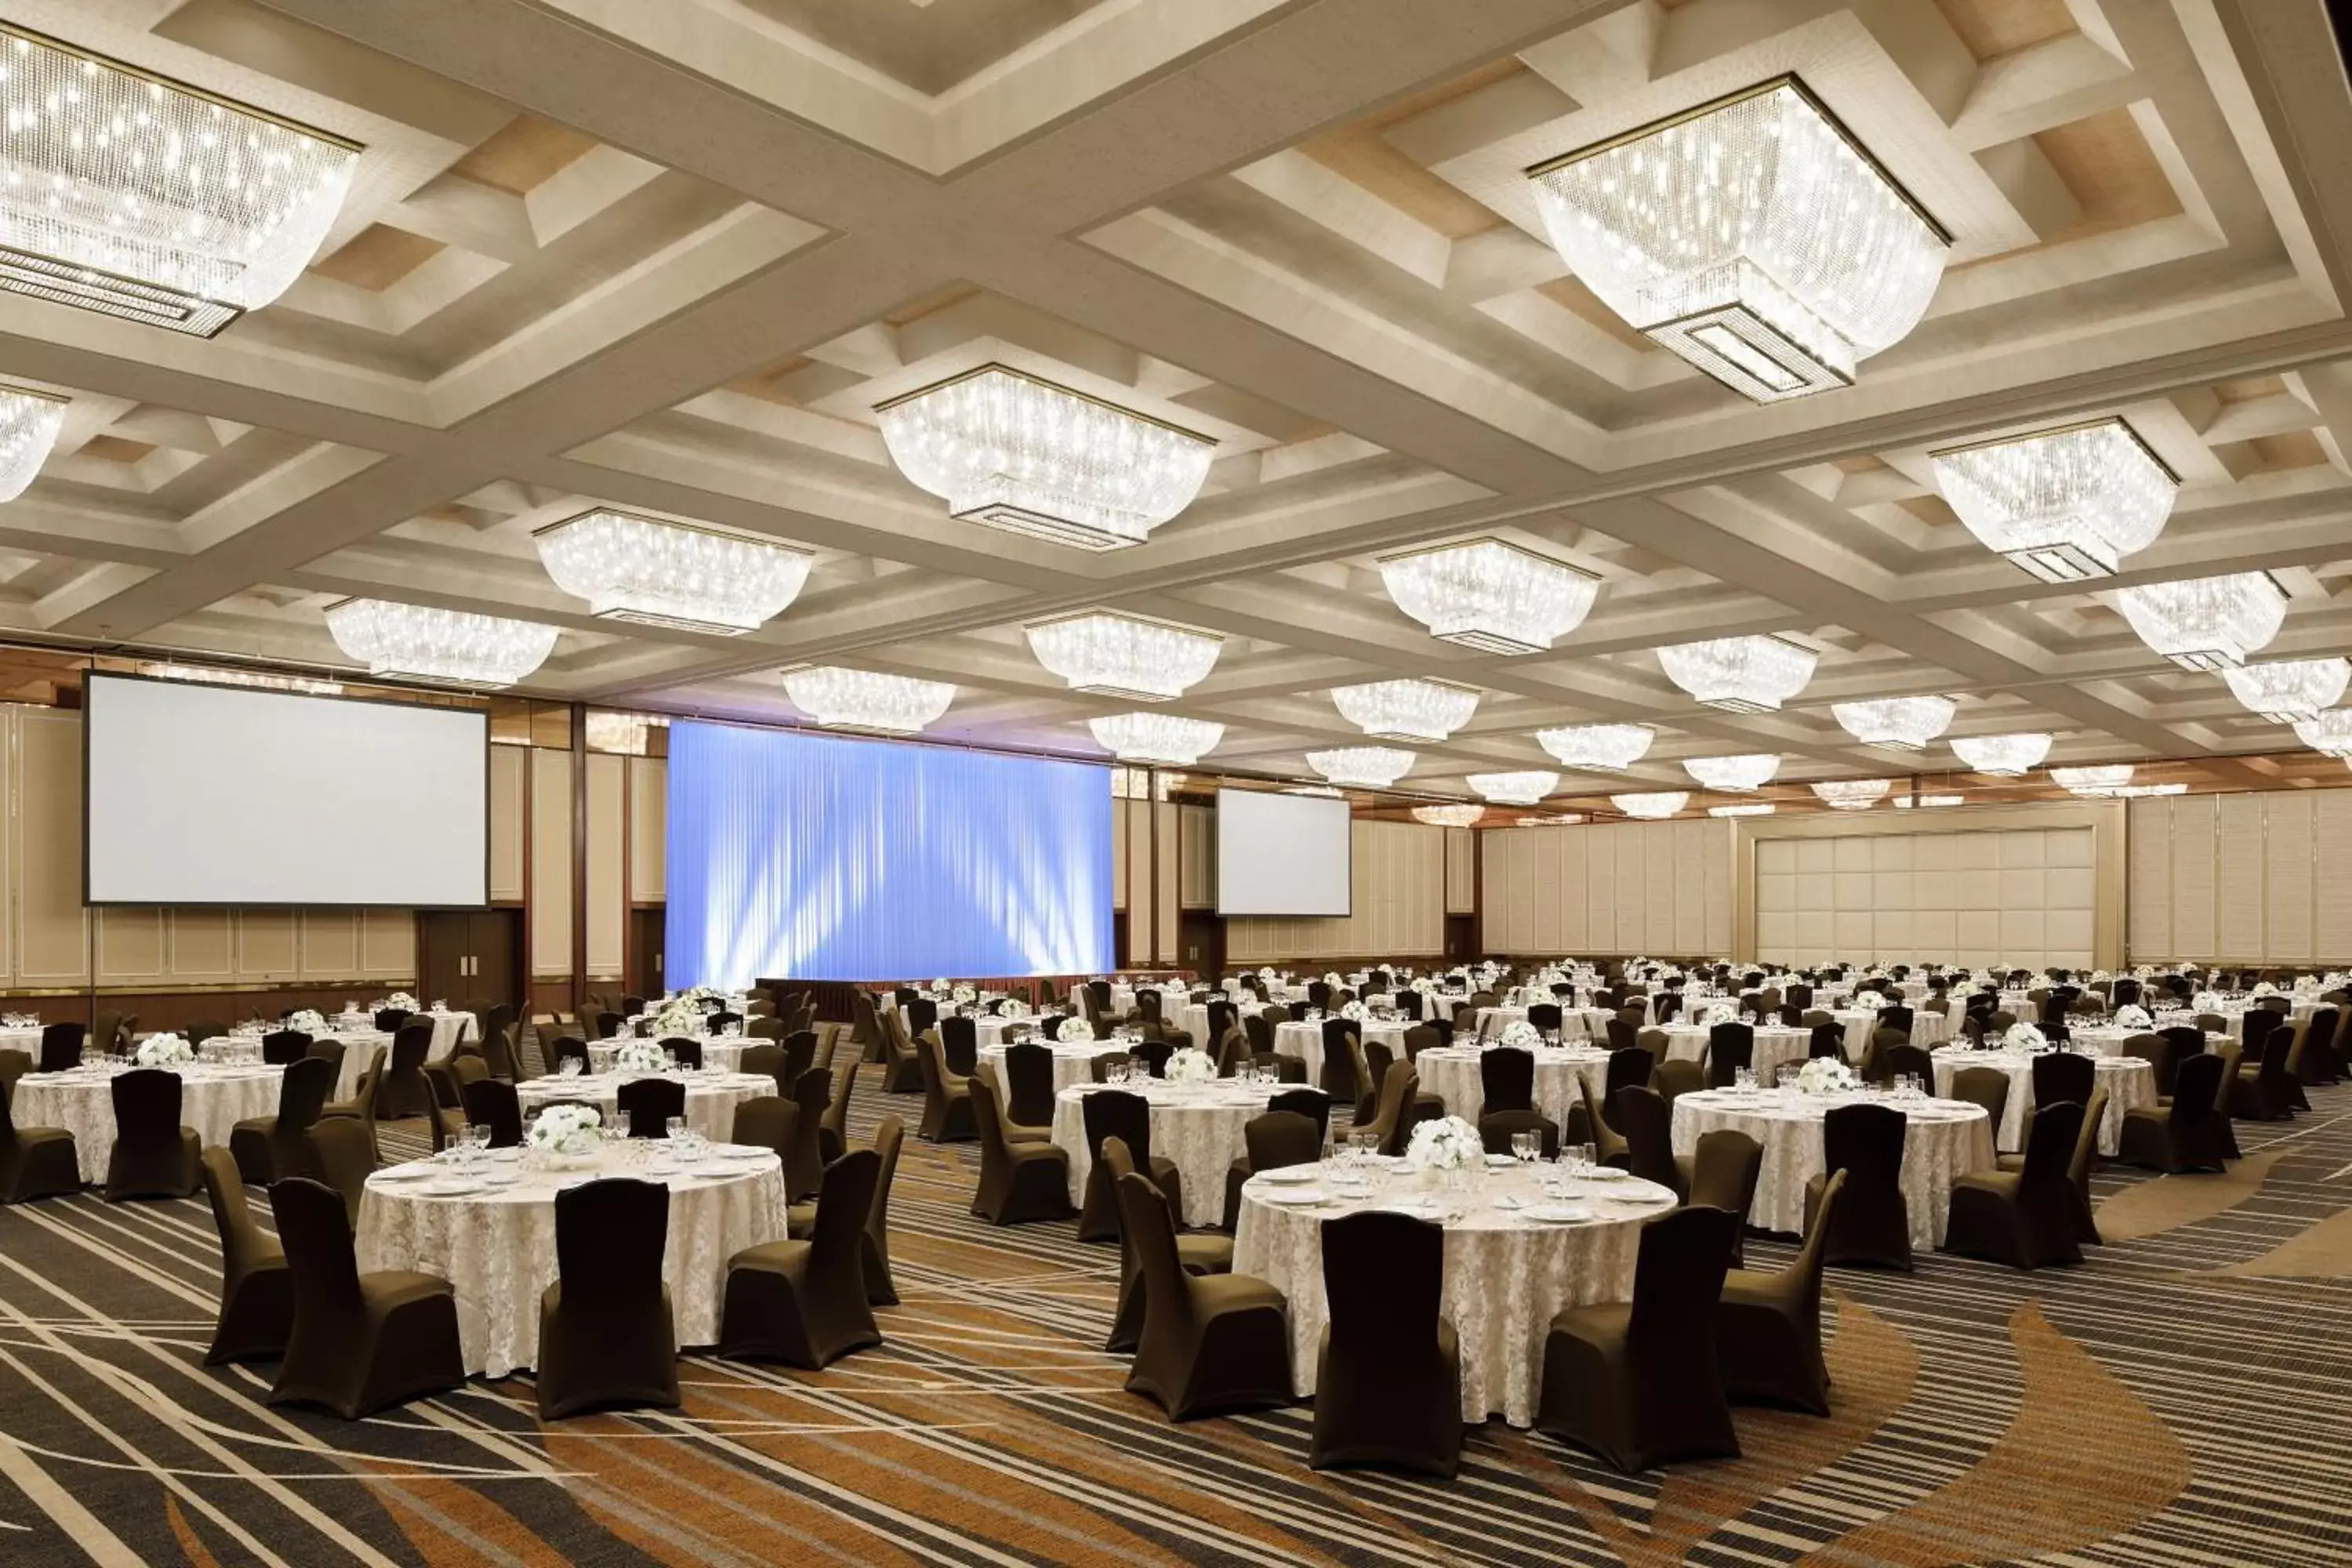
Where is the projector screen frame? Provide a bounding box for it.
[81,670,493,910]
[1214,786,1353,918]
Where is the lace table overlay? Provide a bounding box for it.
[1929,1049,2157,1155]
[13,1065,281,1182]
[1050,1083,1279,1227]
[1272,1021,1409,1085]
[1658,1024,1815,1083]
[514,1072,774,1142]
[1414,1046,1610,1129]
[977,1042,1127,1102]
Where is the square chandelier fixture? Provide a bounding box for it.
[2220,657,2350,724]
[1950,732,2052,775]
[2050,764,2135,797]
[2294,710,2352,757]
[1657,635,1817,713]
[0,384,66,502]
[1527,76,1948,403]
[1683,753,1780,792]
[1024,611,1222,702]
[1832,695,1956,750]
[1412,803,1486,828]
[0,24,360,335]
[1612,791,1688,819]
[533,510,811,635]
[323,600,556,688]
[1812,779,1891,811]
[873,365,1215,551]
[782,667,955,735]
[1468,771,1558,807]
[1376,539,1599,655]
[1536,722,1653,772]
[1305,746,1416,789]
[2113,572,2287,671]
[1931,419,2177,583]
[1330,678,1479,743]
[1091,712,1222,765]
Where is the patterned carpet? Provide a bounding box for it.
[2,1060,2349,1567]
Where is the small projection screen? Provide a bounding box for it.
[1216,788,1351,916]
[84,673,489,906]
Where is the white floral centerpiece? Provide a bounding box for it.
[1795,1057,1856,1095]
[1057,1016,1095,1043]
[1404,1115,1483,1175]
[651,999,703,1037]
[2111,1004,2154,1029]
[614,1039,669,1073]
[379,992,421,1013]
[2003,1022,2049,1051]
[1339,1000,1367,1023]
[134,1033,193,1067]
[2191,990,2224,1013]
[951,983,977,1006]
[999,997,1029,1019]
[1410,976,1436,996]
[1699,1002,1740,1028]
[2251,981,2280,999]
[286,1008,328,1036]
[528,1103,603,1164]
[1497,1019,1544,1052]
[1163,1046,1216,1086]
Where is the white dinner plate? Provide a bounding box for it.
[1581,1166,1631,1181]
[423,1179,482,1196]
[1372,1197,1435,1214]
[1258,1166,1319,1185]
[1526,1204,1595,1225]
[1259,1187,1327,1205]
[374,1165,432,1182]
[1483,1153,1519,1167]
[720,1145,771,1160]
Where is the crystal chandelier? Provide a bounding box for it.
[1812,779,1891,811]
[2050,764,2134,797]
[323,600,556,688]
[1468,771,1558,806]
[1612,791,1688,819]
[1832,695,1955,750]
[782,667,955,735]
[533,510,811,635]
[1330,679,1479,742]
[1657,636,1817,713]
[1024,612,1221,702]
[1412,803,1486,828]
[1535,722,1653,771]
[2221,657,2350,723]
[2293,710,2352,757]
[1527,76,1947,402]
[1377,539,1599,655]
[0,384,64,502]
[1517,812,1586,826]
[1683,753,1780,792]
[1711,802,1775,817]
[873,365,1214,550]
[1305,746,1415,789]
[1930,419,2177,583]
[1951,732,2051,775]
[2111,782,2187,798]
[0,25,360,335]
[1088,712,1221,765]
[2114,573,2286,671]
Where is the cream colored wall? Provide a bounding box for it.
[627,756,666,902]
[528,747,572,981]
[1481,818,1734,956]
[2130,789,2352,964]
[1225,820,1447,960]
[584,752,625,982]
[1444,826,1475,915]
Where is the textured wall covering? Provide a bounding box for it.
[1754,827,2096,971]
[665,721,1112,984]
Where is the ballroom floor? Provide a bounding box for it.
[2,1061,2347,1567]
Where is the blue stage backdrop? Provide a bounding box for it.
[665,720,1114,985]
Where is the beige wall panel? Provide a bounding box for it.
[530,749,574,979]
[1528,829,1559,953]
[96,909,167,985]
[237,910,299,981]
[1111,798,1127,911]
[585,753,625,982]
[1445,826,1475,914]
[1124,793,1153,966]
[2318,791,2352,963]
[2169,793,2217,960]
[1178,803,1214,909]
[489,743,527,903]
[1641,822,1675,952]
[300,911,361,981]
[2216,793,2264,961]
[2263,793,2313,964]
[16,709,89,985]
[2128,796,2169,960]
[1155,802,1180,964]
[1559,827,1587,951]
[1225,820,1443,961]
[169,909,236,982]
[627,757,666,903]
[360,909,416,979]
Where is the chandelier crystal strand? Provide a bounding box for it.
[2293,710,2352,757]
[2113,573,2287,670]
[2050,764,2135,797]
[1931,420,2177,583]
[1329,679,1479,742]
[1682,753,1781,792]
[874,365,1214,550]
[2220,657,2350,724]
[782,668,955,735]
[1467,771,1558,806]
[0,385,64,501]
[323,600,556,688]
[1657,635,1817,713]
[1305,746,1416,789]
[1811,779,1891,810]
[1951,732,2052,775]
[1527,77,1947,402]
[1087,712,1221,766]
[1411,803,1486,829]
[1612,791,1689,819]
[0,26,359,333]
[1024,612,1222,702]
[1377,539,1599,655]
[1535,722,1653,771]
[1831,695,1956,750]
[533,510,811,635]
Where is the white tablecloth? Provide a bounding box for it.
[1271,1020,1409,1087]
[2155,1003,2313,1044]
[334,1009,478,1062]
[1668,1088,1994,1250]
[0,1025,45,1060]
[1413,1045,1610,1131]
[1929,1048,2156,1156]
[514,1072,773,1143]
[12,1065,281,1182]
[356,1144,789,1377]
[977,1041,1128,1102]
[1837,1007,1951,1058]
[589,1039,750,1075]
[1050,1083,1276,1228]
[1232,1161,1678,1425]
[1657,1024,1815,1084]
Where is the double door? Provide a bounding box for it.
[419,909,521,1007]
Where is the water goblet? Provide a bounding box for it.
[665,1115,688,1144]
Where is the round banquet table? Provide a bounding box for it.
[1413,1044,1610,1129]
[2155,1003,2312,1044]
[12,1063,281,1183]
[1929,1047,2157,1156]
[1272,1019,1409,1086]
[1836,1007,1951,1059]
[589,1038,750,1074]
[356,1141,789,1377]
[1668,1087,1994,1250]
[0,1025,44,1059]
[514,1071,773,1142]
[1232,1160,1679,1425]
[976,1040,1128,1102]
[1659,1023,1813,1083]
[1050,1081,1278,1229]
[333,1008,478,1062]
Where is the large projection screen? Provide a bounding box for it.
[665,720,1114,984]
[1217,788,1351,916]
[84,673,488,907]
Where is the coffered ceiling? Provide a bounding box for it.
[5,0,2352,817]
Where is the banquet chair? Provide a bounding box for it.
[1319,1022,1359,1104]
[1615,1086,1683,1200]
[746,1015,783,1043]
[91,1011,125,1058]
[1525,1003,1563,1037]
[1534,1204,1740,1472]
[38,1022,84,1074]
[737,1043,786,1098]
[1134,990,1165,1030]
[230,1054,338,1186]
[1480,1047,1536,1114]
[1348,1038,1385,1123]
[187,1021,227,1048]
[877,1011,924,1094]
[2194,1011,2227,1037]
[538,1178,681,1418]
[1880,1042,1933,1087]
[1604,1017,1639,1054]
[1946,1066,2011,1132]
[938,1015,978,1077]
[546,1036,591,1076]
[260,1029,310,1067]
[1102,1136,1232,1352]
[2296,1007,2341,1086]
[1652,993,1682,1026]
[1572,1077,1630,1170]
[1310,1210,1461,1476]
[0,1073,80,1203]
[1394,990,1423,1021]
[720,1149,884,1370]
[376,1022,435,1121]
[317,1046,385,1158]
[1079,1091,1181,1243]
[1719,1169,1842,1415]
[969,1080,1074,1225]
[1361,1063,1426,1158]
[1401,1023,1443,1062]
[1115,1170,1290,1421]
[1705,1023,1755,1089]
[914,1035,976,1144]
[904,998,939,1041]
[1802,1103,1911,1270]
[2230,1024,2299,1122]
[1679,1130,1763,1266]
[1602,1047,1653,1129]
[422,1065,470,1153]
[1214,1027,1251,1077]
[2119,1053,2230,1173]
[1786,985,1815,1011]
[617,1076,686,1139]
[267,1176,462,1420]
[2001,1085,2107,1245]
[734,1097,797,1169]
[1242,1013,1276,1060]
[461,1079,524,1148]
[1003,1041,1059,1133]
[779,1029,818,1086]
[1878,1005,1915,1040]
[853,1116,906,1305]
[1807,1022,1847,1061]
[778,1069,829,1201]
[662,1037,703,1071]
[103,1069,202,1201]
[1130,1038,1174,1078]
[374,1008,412,1036]
[201,1148,292,1364]
[1478,1109,1559,1159]
[303,1116,376,1226]
[593,1011,623,1040]
[1651,1057,1704,1105]
[1221,1109,1325,1230]
[2151,1026,2205,1097]
[1802,1007,1837,1033]
[2031,1051,2095,1112]
[817,1059,860,1165]
[1944,1101,2085,1269]
[1269,1087,1332,1145]
[485,1022,524,1083]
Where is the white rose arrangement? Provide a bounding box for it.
[379,992,421,1013]
[1057,1016,1096,1043]
[1700,1002,1740,1027]
[614,1039,669,1073]
[2003,1022,2049,1051]
[1403,1115,1483,1173]
[2112,1004,2154,1029]
[952,983,977,1006]
[2192,991,2224,1012]
[1796,1057,1856,1095]
[286,1009,328,1036]
[2252,981,2280,999]
[999,997,1029,1019]
[1339,1000,1367,1023]
[134,1033,193,1067]
[1163,1047,1216,1086]
[651,1000,703,1038]
[528,1103,602,1156]
[1497,1020,1544,1051]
